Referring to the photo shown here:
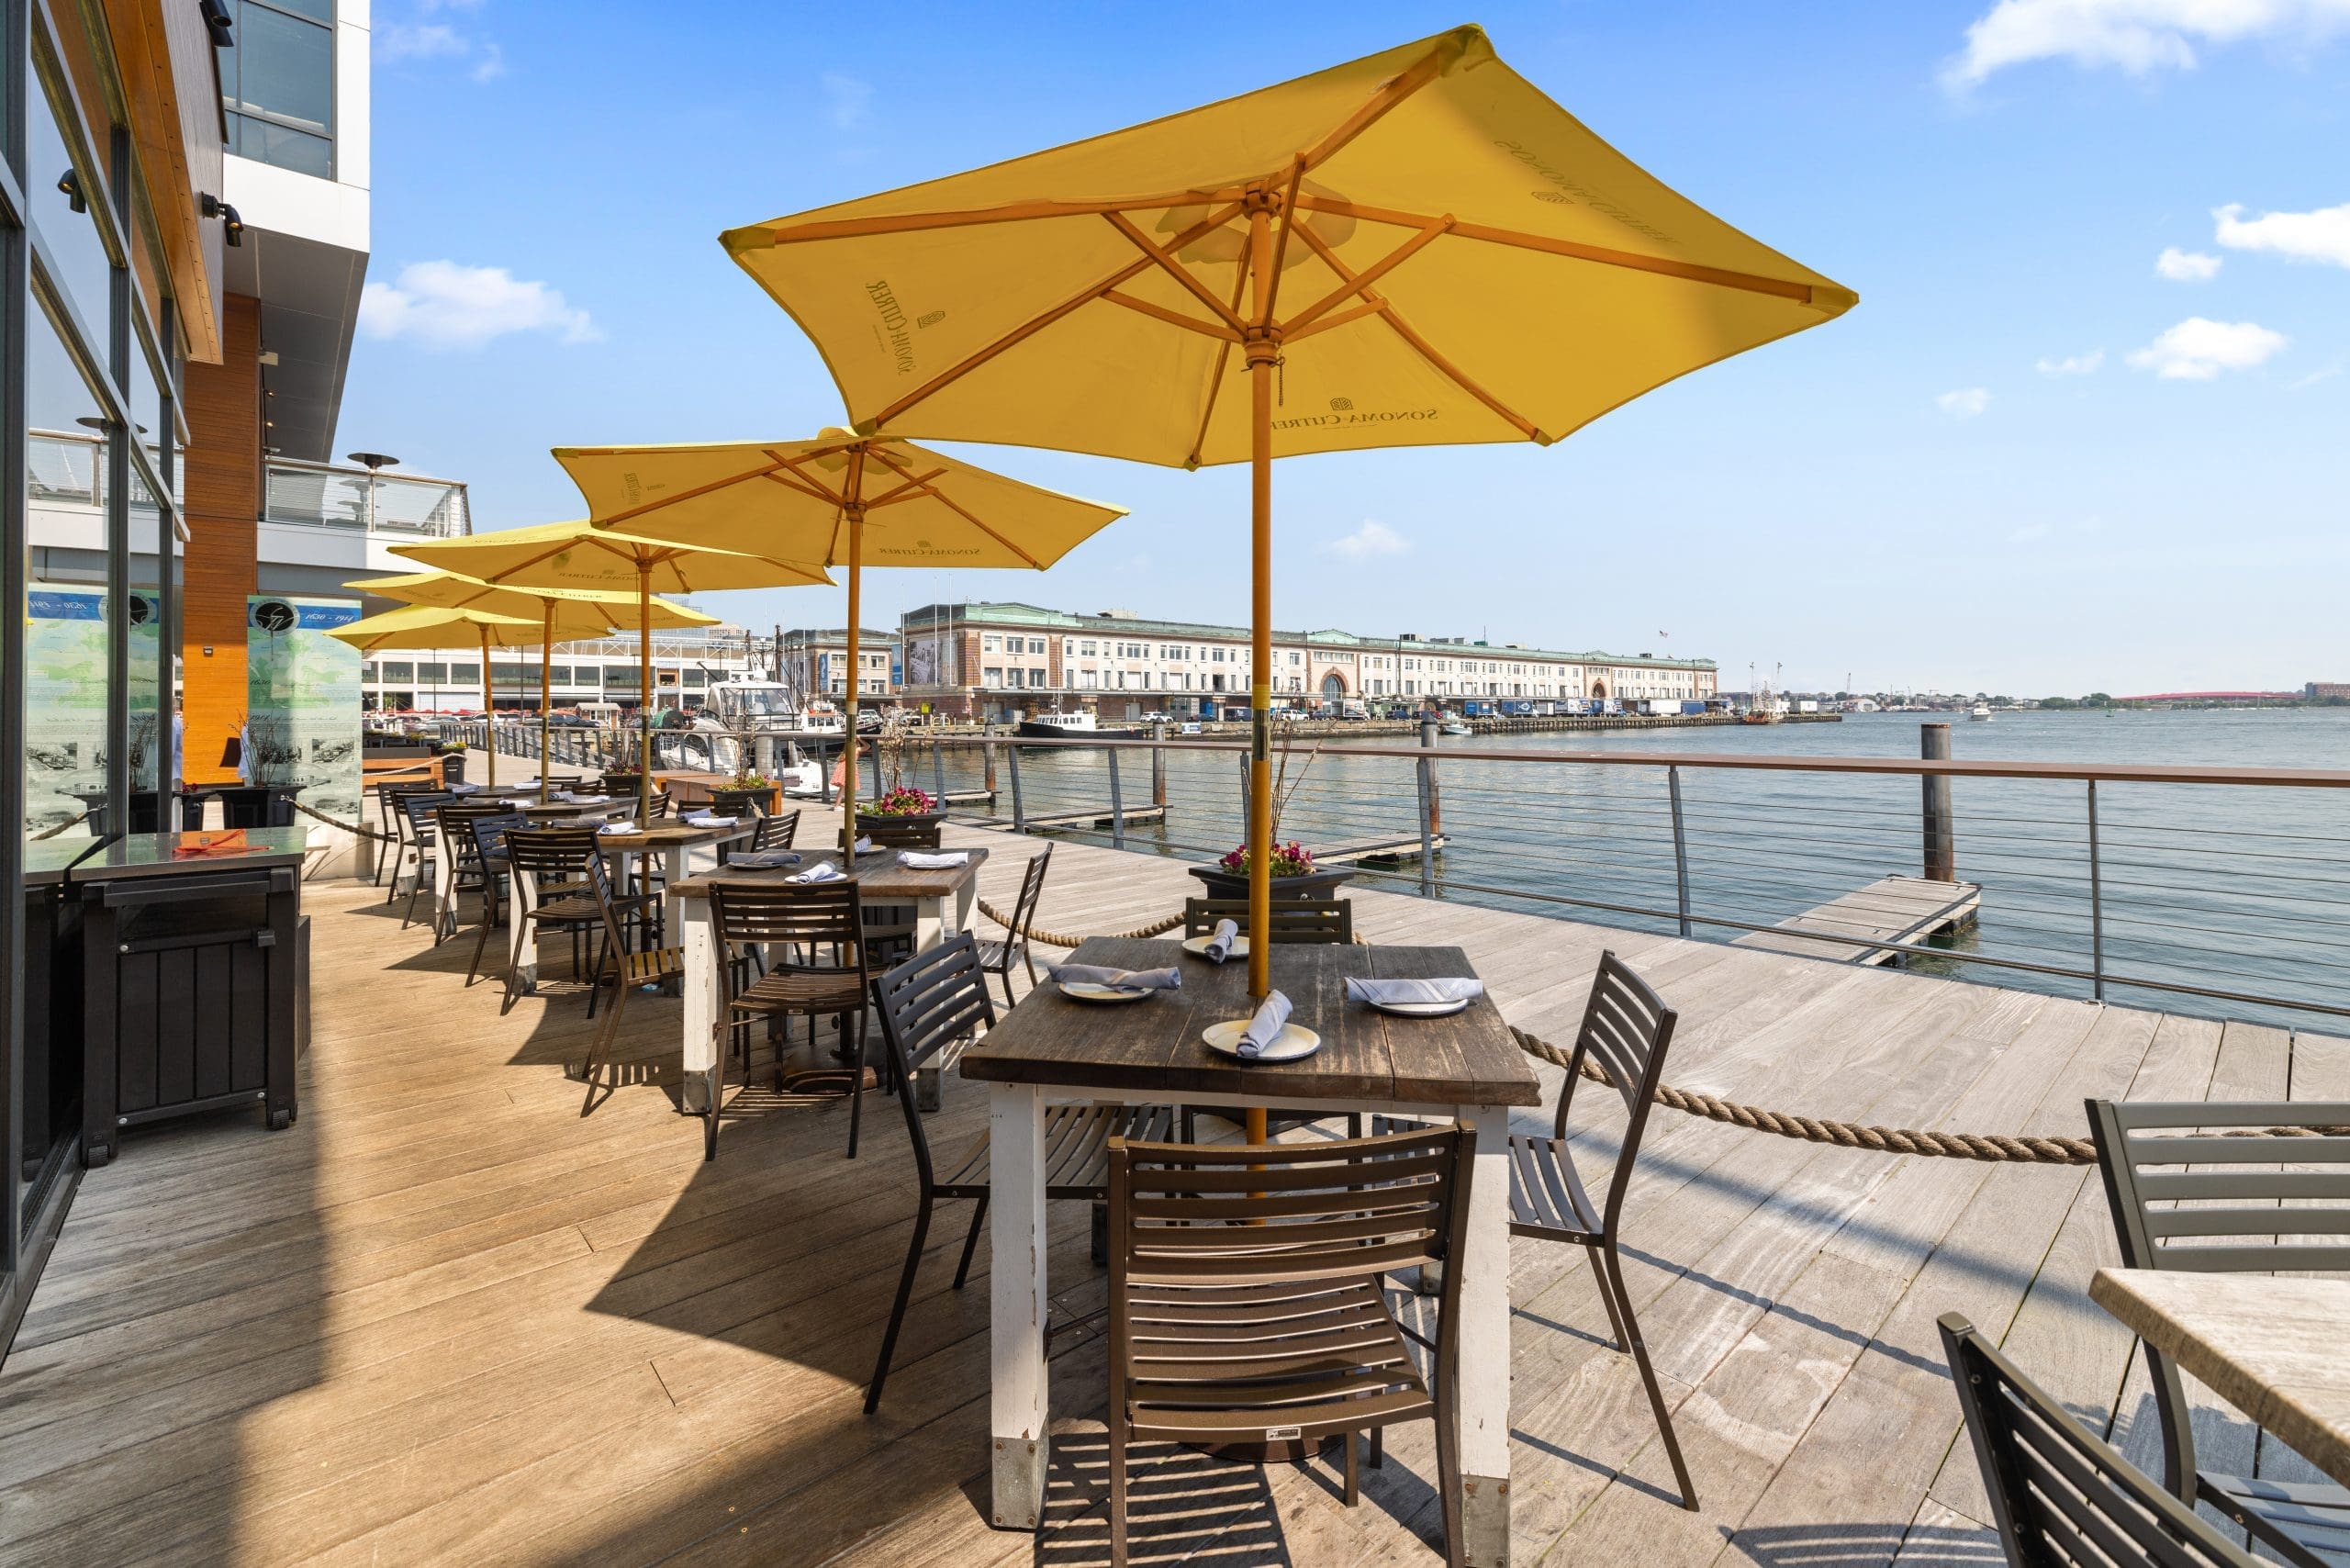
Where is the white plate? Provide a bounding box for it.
[1365,997,1472,1018]
[1202,1020,1321,1063]
[1059,982,1156,1004]
[1181,934,1249,960]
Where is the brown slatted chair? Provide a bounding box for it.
[1104,1126,1476,1567]
[1506,950,1696,1508]
[431,798,516,943]
[861,934,1175,1413]
[1941,1313,2262,1568]
[706,879,874,1160]
[500,826,657,1019]
[2088,1097,2350,1566]
[374,778,440,888]
[574,847,684,1113]
[1182,895,1353,946]
[973,843,1052,1011]
[461,811,528,986]
[719,808,800,866]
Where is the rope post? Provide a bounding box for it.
[1108,749,1125,851]
[1922,722,1956,882]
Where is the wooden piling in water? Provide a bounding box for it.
[1921,722,1956,881]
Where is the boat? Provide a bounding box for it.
[1016,710,1144,741]
[1740,709,1782,725]
[1440,721,1473,737]
[1968,702,1993,721]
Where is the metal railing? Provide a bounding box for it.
[263,456,470,537]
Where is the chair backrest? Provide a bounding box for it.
[468,812,528,865]
[645,789,673,820]
[1551,952,1678,1222]
[752,811,799,852]
[1110,1122,1470,1293]
[2087,1095,2350,1495]
[708,879,866,975]
[598,770,643,797]
[1182,895,1352,945]
[400,792,458,842]
[1009,844,1053,935]
[1939,1312,2258,1568]
[870,935,996,1186]
[503,825,600,884]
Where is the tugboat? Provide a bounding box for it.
[1016,709,1144,741]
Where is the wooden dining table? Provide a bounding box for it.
[668,846,990,1136]
[2091,1268,2350,1488]
[957,937,1539,1562]
[500,817,757,992]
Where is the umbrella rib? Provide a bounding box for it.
[772,452,852,506]
[1283,297,1386,344]
[1102,212,1248,333]
[1102,291,1242,342]
[865,447,1046,568]
[1292,221,1545,442]
[1259,159,1308,323]
[1185,257,1256,468]
[746,190,1254,247]
[869,201,1245,429]
[862,466,950,508]
[1280,215,1452,336]
[592,459,795,528]
[761,469,845,507]
[1292,38,1456,174]
[476,538,585,584]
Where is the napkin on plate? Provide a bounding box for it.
[682,812,739,826]
[1237,991,1292,1058]
[728,849,802,870]
[898,850,969,869]
[789,860,847,884]
[445,782,482,795]
[1203,918,1239,963]
[1343,977,1484,1006]
[854,834,874,854]
[557,791,609,804]
[596,820,640,836]
[1048,964,1180,991]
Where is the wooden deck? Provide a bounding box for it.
[1733,874,1983,967]
[1,825,2341,1567]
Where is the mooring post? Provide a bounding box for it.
[1107,749,1125,850]
[1921,722,1955,881]
[983,726,998,796]
[1416,718,1438,898]
[1150,720,1168,809]
[932,739,946,807]
[1007,741,1025,833]
[1421,715,1443,841]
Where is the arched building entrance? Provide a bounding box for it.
[1589,679,1608,700]
[1320,672,1348,700]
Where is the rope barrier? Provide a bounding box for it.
[979,897,1186,946]
[29,810,92,841]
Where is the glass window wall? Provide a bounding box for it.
[222,1,336,179]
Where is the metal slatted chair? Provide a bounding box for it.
[973,844,1052,1011]
[852,815,941,851]
[1941,1312,2261,1568]
[1103,1126,1476,1568]
[574,847,683,1111]
[1504,950,1697,1508]
[706,880,873,1160]
[500,827,656,1018]
[462,811,527,985]
[861,934,1175,1413]
[431,799,514,943]
[1182,895,1354,945]
[396,792,457,931]
[2088,1097,2350,1567]
[374,779,439,888]
[718,809,799,863]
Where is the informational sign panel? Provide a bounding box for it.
[248,594,363,846]
[25,586,108,834]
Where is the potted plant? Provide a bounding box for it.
[857,783,944,832]
[1187,733,1352,896]
[719,766,780,814]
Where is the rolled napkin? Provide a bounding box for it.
[898,850,970,869]
[1237,990,1293,1058]
[789,860,847,884]
[1048,964,1180,991]
[1343,977,1485,1006]
[1203,918,1239,963]
[727,849,803,870]
[597,820,640,836]
[556,791,610,804]
[855,834,874,854]
[446,782,482,795]
[682,812,740,826]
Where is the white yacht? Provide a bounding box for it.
[1968,702,1993,721]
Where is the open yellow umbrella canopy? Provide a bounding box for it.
[331,603,544,789]
[723,22,1852,998]
[554,432,1127,850]
[347,570,722,803]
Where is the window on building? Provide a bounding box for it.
[221,0,338,179]
[982,634,1000,653]
[982,666,1003,686]
[1027,638,1045,654]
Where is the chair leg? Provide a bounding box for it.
[581,958,627,1115]
[952,1193,988,1288]
[1585,1239,1631,1353]
[1108,1393,1130,1568]
[1600,1241,1698,1509]
[845,1011,867,1159]
[864,1192,934,1414]
[500,917,529,1015]
[1435,1392,1465,1568]
[1342,1428,1360,1506]
[466,892,497,986]
[1370,1424,1383,1468]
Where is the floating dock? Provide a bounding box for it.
[1315,833,1449,867]
[981,802,1172,832]
[1733,874,1983,966]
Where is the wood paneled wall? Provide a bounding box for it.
[181,293,262,782]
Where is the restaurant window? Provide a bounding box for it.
[221,0,337,179]
[381,661,414,682]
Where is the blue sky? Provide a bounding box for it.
[340,1,2348,697]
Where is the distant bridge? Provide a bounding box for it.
[2112,690,2301,702]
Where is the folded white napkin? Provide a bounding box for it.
[446,782,482,794]
[789,860,846,883]
[1344,977,1484,1006]
[597,820,640,836]
[897,850,969,869]
[683,812,739,826]
[728,849,802,870]
[855,834,874,854]
[557,791,610,804]
[1049,964,1180,991]
[1203,918,1238,963]
[1238,991,1292,1058]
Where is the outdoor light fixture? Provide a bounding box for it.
[200,0,234,47]
[199,193,243,247]
[56,168,85,213]
[346,453,399,471]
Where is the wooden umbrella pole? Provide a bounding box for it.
[842,506,865,858]
[1244,192,1278,1149]
[539,601,554,805]
[480,623,497,789]
[637,564,654,824]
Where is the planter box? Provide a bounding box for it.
[1186,865,1356,901]
[858,810,946,833]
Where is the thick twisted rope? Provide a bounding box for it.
[979,897,1185,946]
[30,809,93,841]
[1509,1025,2348,1163]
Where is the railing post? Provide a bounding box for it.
[1108,748,1125,850]
[1416,734,1436,899]
[1420,716,1442,841]
[983,728,998,797]
[1007,741,1025,832]
[868,738,885,802]
[1237,749,1251,842]
[933,739,947,808]
[2087,778,2106,1002]
[1921,722,1956,882]
[1668,764,1692,938]
[1150,720,1168,808]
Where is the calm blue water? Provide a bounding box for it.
[930,711,2350,1031]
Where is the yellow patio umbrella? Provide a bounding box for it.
[391,521,832,821]
[329,603,543,789]
[721,22,1854,1002]
[552,431,1126,854]
[346,569,721,803]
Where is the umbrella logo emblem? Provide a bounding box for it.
[1329,398,1353,412]
[1531,191,1569,204]
[916,310,946,329]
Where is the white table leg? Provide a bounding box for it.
[680,895,718,1123]
[1453,1102,1515,1566]
[914,892,945,954]
[990,1081,1049,1529]
[661,842,689,947]
[949,876,975,938]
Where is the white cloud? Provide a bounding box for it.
[379,22,465,62]
[470,41,506,83]
[2126,317,2288,379]
[2154,246,2222,280]
[1943,0,2350,88]
[2035,349,2105,375]
[2213,201,2350,267]
[1937,386,1993,417]
[1322,521,1411,561]
[359,262,599,351]
[2289,362,2344,389]
[821,72,874,129]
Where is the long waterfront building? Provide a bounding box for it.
[893,601,1717,721]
